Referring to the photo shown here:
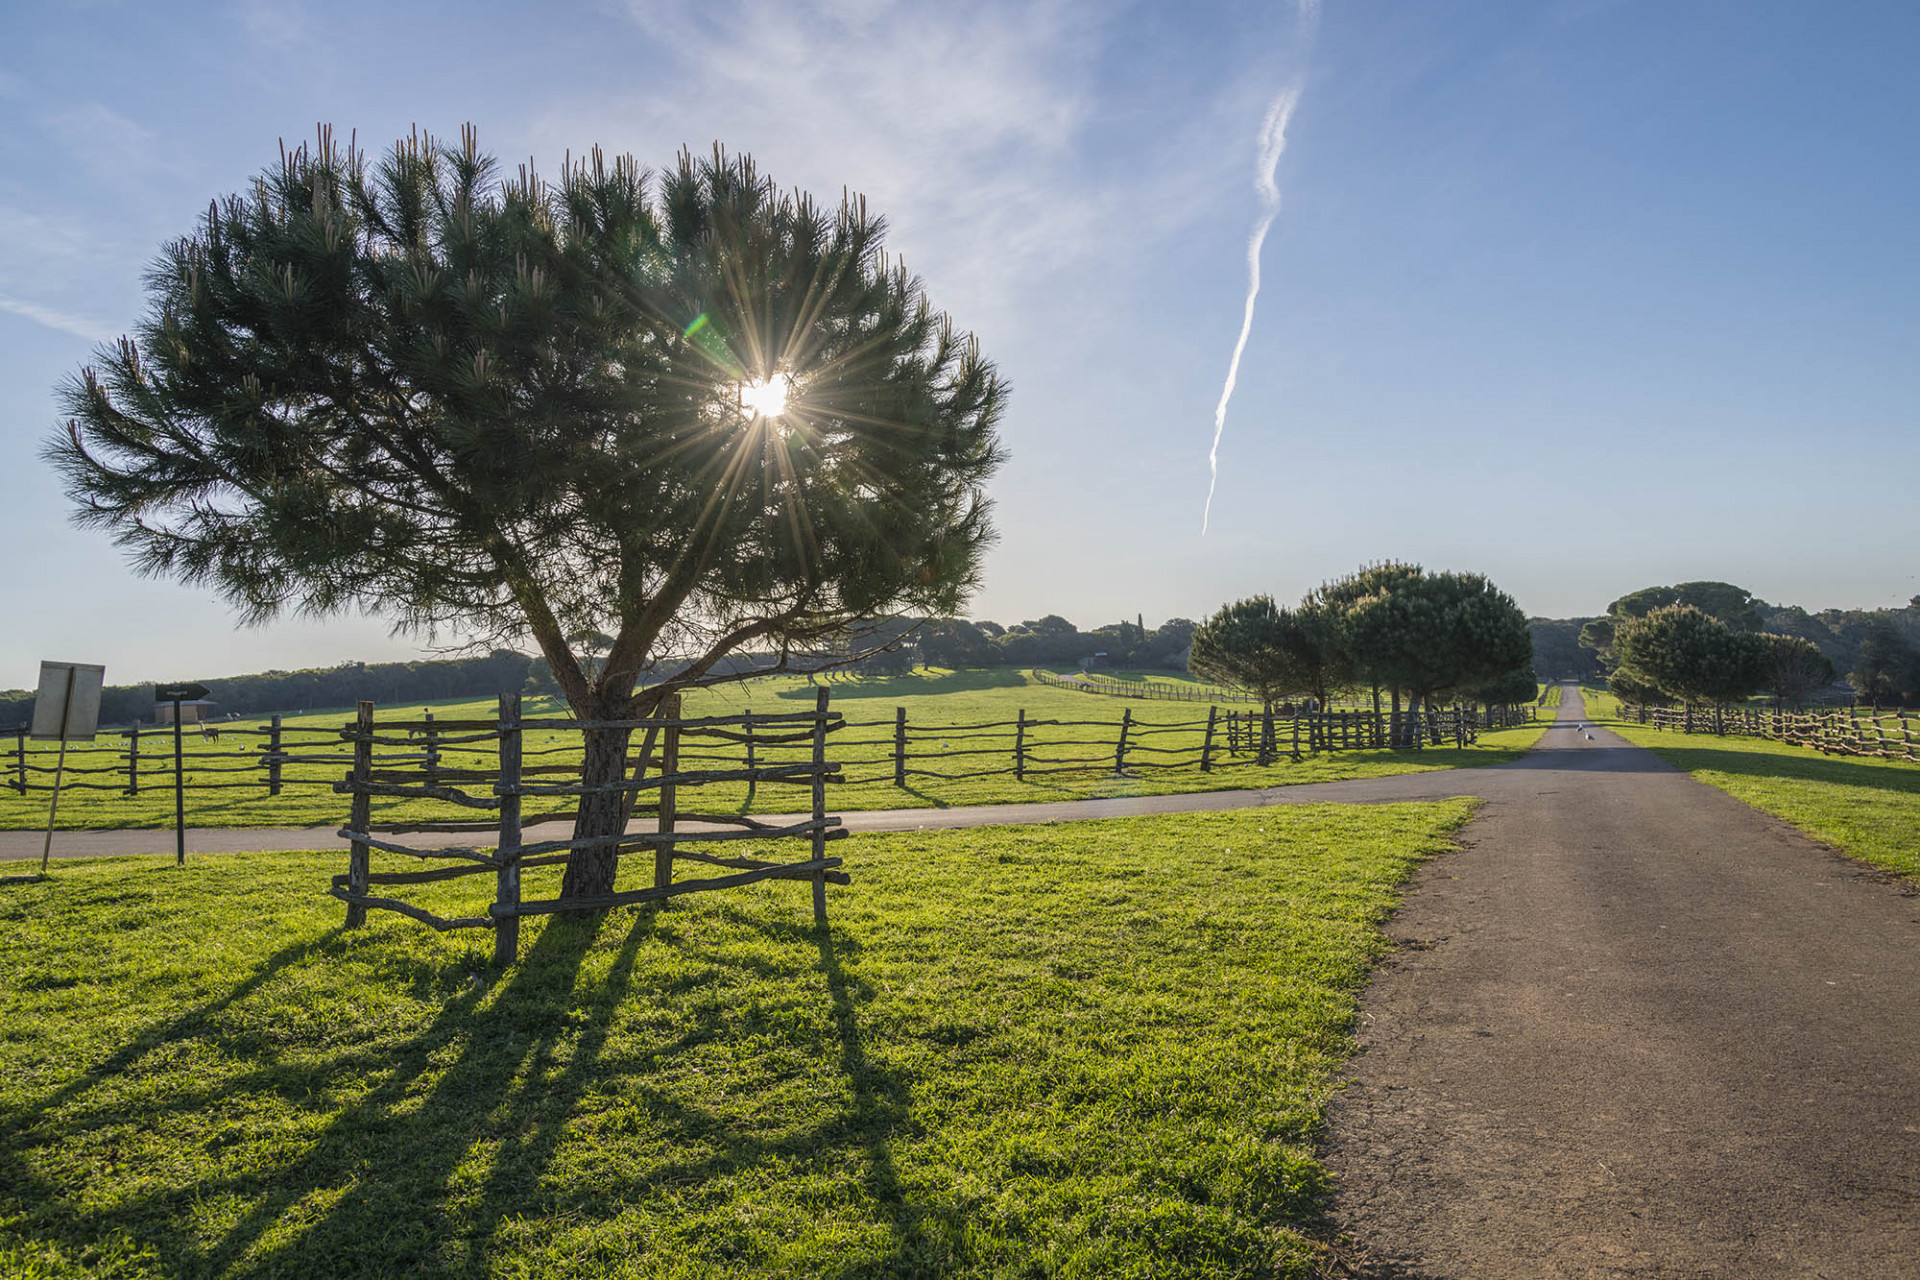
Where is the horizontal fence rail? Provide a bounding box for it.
[1617,702,1919,763]
[5,696,1539,824]
[331,690,847,963]
[1030,668,1260,704]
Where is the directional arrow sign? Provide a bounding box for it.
[155,682,210,702]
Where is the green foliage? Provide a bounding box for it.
[1760,633,1836,710]
[1604,664,1675,708]
[47,128,1005,722]
[1465,666,1539,707]
[1188,597,1350,707]
[1613,606,1772,706]
[1528,618,1601,681]
[1851,622,1920,705]
[1339,569,1532,702]
[1609,581,1761,631]
[0,805,1474,1276]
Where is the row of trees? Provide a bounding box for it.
[1185,563,1535,747]
[1578,580,1920,705]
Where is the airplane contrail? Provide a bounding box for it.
[1201,84,1303,536]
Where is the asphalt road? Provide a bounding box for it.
[1322,691,1920,1278]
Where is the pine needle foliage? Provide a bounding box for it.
[47,125,1006,722]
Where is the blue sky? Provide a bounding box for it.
[1,0,1915,683]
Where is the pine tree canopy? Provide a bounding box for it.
[48,126,1006,718]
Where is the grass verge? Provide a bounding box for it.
[1581,688,1920,879]
[0,804,1471,1278]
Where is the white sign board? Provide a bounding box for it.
[31,661,106,742]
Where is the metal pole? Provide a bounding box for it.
[172,698,186,866]
[41,667,76,874]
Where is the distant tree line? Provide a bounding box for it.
[1576,579,1920,708]
[0,650,535,728]
[1185,563,1535,747]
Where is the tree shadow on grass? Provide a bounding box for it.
[1628,739,1920,797]
[1,897,943,1276]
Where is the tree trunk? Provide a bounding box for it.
[559,720,636,902]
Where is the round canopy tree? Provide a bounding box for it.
[1612,606,1771,707]
[48,127,1005,899]
[1341,568,1532,742]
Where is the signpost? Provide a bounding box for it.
[155,682,209,866]
[32,661,106,873]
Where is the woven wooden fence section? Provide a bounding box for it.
[1618,703,1919,763]
[329,690,846,963]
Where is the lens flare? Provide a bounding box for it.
[740,376,791,419]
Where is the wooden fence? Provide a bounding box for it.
[1030,668,1259,704]
[1618,703,1919,763]
[331,690,846,963]
[5,698,1538,818]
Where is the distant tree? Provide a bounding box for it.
[1188,596,1295,708]
[1759,634,1835,709]
[1613,606,1771,706]
[1465,666,1540,709]
[1341,569,1532,742]
[916,618,996,669]
[1148,617,1197,667]
[1605,665,1673,708]
[1308,561,1426,722]
[47,129,1005,903]
[1528,618,1600,681]
[1851,622,1920,706]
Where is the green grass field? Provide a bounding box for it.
[2,670,1548,831]
[1580,687,1920,879]
[0,802,1473,1278]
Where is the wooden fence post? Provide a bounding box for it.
[1200,705,1217,772]
[11,726,24,795]
[1114,708,1132,774]
[1015,709,1027,781]
[267,715,282,796]
[493,691,522,966]
[743,708,757,807]
[811,687,830,924]
[346,701,373,929]
[126,726,139,796]
[656,693,681,894]
[423,709,441,781]
[1290,710,1301,762]
[893,706,907,786]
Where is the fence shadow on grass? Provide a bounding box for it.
[4,899,939,1277]
[205,913,616,1276]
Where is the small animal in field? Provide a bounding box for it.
[199,724,222,742]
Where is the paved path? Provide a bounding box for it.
[1323,690,1920,1278]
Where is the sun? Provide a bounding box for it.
[739,375,791,419]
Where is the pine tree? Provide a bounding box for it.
[48,127,1006,901]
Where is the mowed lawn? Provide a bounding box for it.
[0,803,1472,1278]
[1581,687,1920,879]
[1,669,1546,831]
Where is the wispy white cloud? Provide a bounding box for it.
[0,293,115,343]
[542,0,1113,339]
